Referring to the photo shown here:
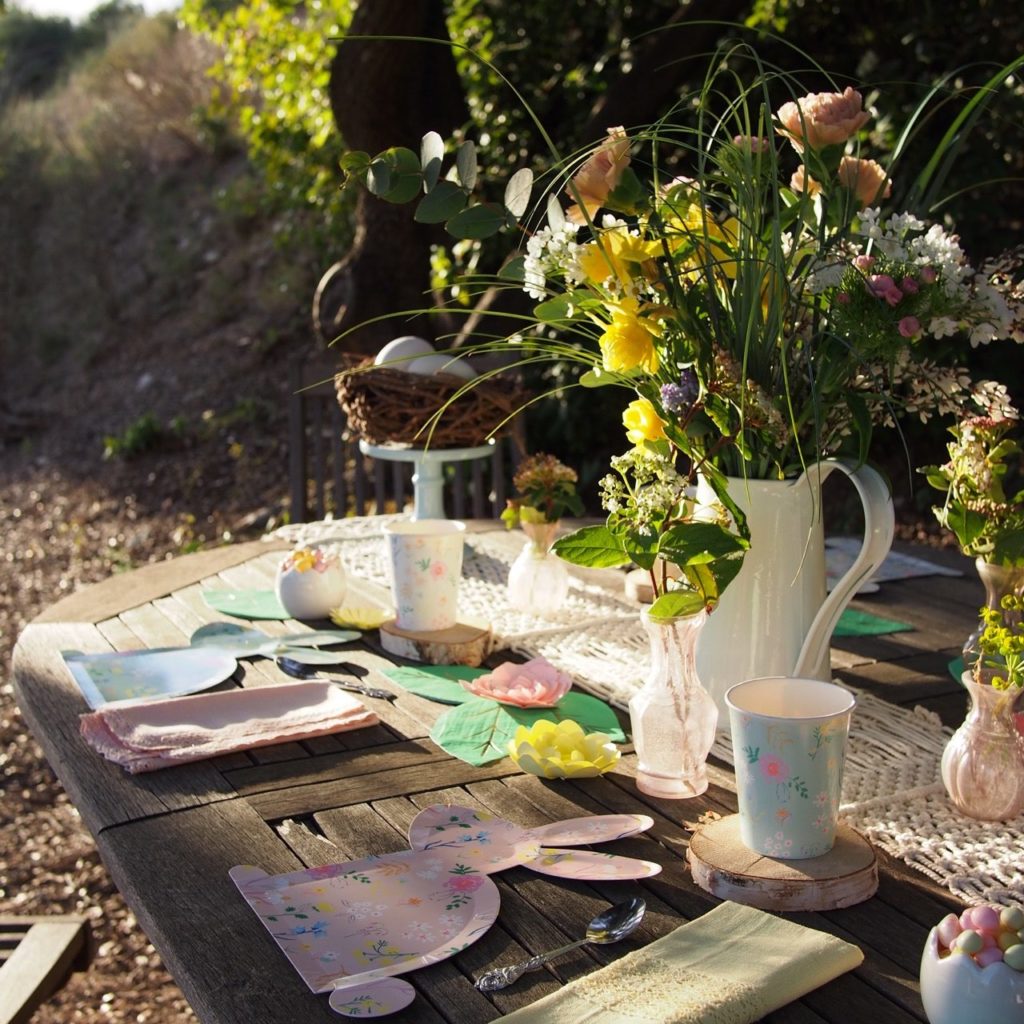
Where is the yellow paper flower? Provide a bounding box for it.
[329,605,393,630]
[508,719,620,779]
[622,397,667,445]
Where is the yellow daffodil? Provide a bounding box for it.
[508,719,620,779]
[598,298,661,374]
[577,228,660,290]
[623,397,667,445]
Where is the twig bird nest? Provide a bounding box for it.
[335,353,527,449]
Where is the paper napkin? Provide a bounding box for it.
[494,901,863,1024]
[80,681,378,773]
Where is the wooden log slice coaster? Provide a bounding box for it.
[687,814,878,911]
[379,619,492,667]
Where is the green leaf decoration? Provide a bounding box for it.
[430,691,626,767]
[455,140,477,190]
[415,180,467,224]
[420,131,444,191]
[552,525,630,568]
[445,203,506,239]
[504,167,534,219]
[383,664,485,704]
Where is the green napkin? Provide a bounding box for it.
[834,608,913,637]
[202,589,289,620]
[494,901,863,1024]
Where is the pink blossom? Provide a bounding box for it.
[866,274,896,297]
[883,287,904,307]
[430,562,446,579]
[759,754,790,782]
[900,276,919,295]
[775,87,871,152]
[835,292,851,305]
[447,874,484,893]
[898,316,921,338]
[836,156,891,207]
[789,166,821,196]
[920,266,938,284]
[464,657,572,708]
[853,255,875,272]
[733,135,772,154]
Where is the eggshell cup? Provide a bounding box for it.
[919,926,1024,1024]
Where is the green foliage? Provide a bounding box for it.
[179,0,356,260]
[103,413,186,460]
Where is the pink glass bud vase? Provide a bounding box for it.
[506,520,570,615]
[629,607,717,799]
[940,672,1024,821]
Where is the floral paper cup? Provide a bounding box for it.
[384,519,466,632]
[726,676,855,859]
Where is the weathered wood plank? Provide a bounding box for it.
[32,539,288,624]
[12,623,236,834]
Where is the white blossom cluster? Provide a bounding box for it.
[523,222,580,300]
[971,379,1020,421]
[600,447,688,527]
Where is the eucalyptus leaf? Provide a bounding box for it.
[420,131,444,191]
[504,167,533,219]
[498,255,526,282]
[414,180,467,224]
[546,194,566,230]
[534,294,575,323]
[552,525,629,568]
[366,158,392,197]
[455,140,477,190]
[445,203,505,239]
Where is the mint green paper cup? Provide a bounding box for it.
[726,677,855,860]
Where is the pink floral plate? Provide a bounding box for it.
[229,849,500,998]
[407,805,660,879]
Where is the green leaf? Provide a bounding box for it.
[429,691,625,766]
[579,368,614,388]
[504,167,533,219]
[498,255,526,282]
[340,150,370,175]
[622,528,659,571]
[383,664,486,704]
[445,203,506,239]
[366,158,392,197]
[649,590,706,622]
[455,140,477,190]
[414,180,467,224]
[657,522,748,566]
[546,194,566,230]
[552,525,629,568]
[420,131,444,191]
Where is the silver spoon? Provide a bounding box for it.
[474,897,646,992]
[276,656,396,701]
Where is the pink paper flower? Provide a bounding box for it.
[464,657,572,708]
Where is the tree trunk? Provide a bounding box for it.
[321,0,467,356]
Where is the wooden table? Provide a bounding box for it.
[12,522,981,1024]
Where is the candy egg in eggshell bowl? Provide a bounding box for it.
[919,904,1024,1024]
[275,547,347,621]
[373,335,436,368]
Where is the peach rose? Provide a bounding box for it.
[837,156,891,207]
[566,126,631,224]
[789,166,822,196]
[464,657,572,708]
[775,87,870,152]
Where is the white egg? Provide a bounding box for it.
[373,335,436,367]
[406,353,478,379]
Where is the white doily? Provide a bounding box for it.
[270,517,1024,908]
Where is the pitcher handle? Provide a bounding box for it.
[793,460,895,678]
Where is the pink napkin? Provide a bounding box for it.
[80,682,378,773]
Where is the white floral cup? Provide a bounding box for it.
[726,676,855,859]
[384,519,466,632]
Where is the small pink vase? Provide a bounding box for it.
[940,673,1024,821]
[629,607,717,799]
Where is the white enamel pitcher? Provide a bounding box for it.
[695,460,895,731]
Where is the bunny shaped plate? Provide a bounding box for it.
[408,804,661,880]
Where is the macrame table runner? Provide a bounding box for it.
[271,517,1023,909]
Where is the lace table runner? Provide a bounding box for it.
[271,517,1023,908]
